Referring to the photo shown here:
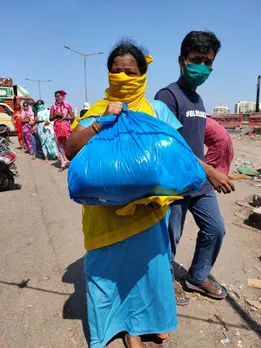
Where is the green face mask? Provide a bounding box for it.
[183,62,213,87]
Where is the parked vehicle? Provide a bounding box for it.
[0,102,15,131]
[0,77,34,130]
[0,125,18,191]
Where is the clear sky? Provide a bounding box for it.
[3,0,261,113]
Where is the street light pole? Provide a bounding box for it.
[38,80,41,99]
[83,55,87,102]
[256,75,260,113]
[25,78,51,100]
[64,46,103,102]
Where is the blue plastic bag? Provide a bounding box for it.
[68,108,206,205]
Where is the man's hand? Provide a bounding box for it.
[198,159,235,194]
[206,166,235,194]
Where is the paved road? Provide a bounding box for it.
[0,139,260,348]
[0,142,87,348]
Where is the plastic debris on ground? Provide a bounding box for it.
[237,167,260,177]
[221,338,230,344]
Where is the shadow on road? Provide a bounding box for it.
[51,161,61,169]
[0,279,70,295]
[9,183,22,191]
[62,257,90,344]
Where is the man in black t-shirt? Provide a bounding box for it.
[155,31,235,305]
[80,102,90,118]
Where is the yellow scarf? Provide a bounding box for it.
[72,55,154,127]
[73,55,182,251]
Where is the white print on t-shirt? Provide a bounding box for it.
[186,110,206,118]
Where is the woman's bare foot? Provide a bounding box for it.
[44,157,48,163]
[125,334,146,348]
[147,342,164,348]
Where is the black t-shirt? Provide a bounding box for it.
[80,109,87,117]
[155,82,212,196]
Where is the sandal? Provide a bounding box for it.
[58,166,66,172]
[185,278,227,300]
[174,281,190,306]
[156,334,168,340]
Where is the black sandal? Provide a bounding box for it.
[185,278,227,300]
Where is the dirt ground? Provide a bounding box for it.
[0,136,260,348]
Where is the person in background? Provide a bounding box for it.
[205,117,234,175]
[20,102,34,155]
[30,108,42,160]
[50,90,74,171]
[30,102,37,114]
[35,100,59,162]
[12,104,24,149]
[65,40,180,348]
[80,102,91,117]
[155,31,235,305]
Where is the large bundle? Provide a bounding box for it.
[68,108,206,206]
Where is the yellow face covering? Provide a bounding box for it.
[72,55,182,251]
[71,55,154,126]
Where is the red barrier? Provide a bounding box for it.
[249,114,261,128]
[209,114,243,129]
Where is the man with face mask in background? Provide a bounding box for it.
[155,31,235,306]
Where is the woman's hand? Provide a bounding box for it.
[56,112,64,119]
[103,102,123,116]
[137,202,161,215]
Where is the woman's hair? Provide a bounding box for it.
[55,90,67,97]
[107,39,148,75]
[37,100,44,105]
[181,31,221,58]
[23,102,28,107]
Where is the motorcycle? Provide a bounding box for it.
[0,124,18,191]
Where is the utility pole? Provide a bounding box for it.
[25,78,51,99]
[64,46,103,102]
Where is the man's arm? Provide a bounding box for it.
[156,89,235,194]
